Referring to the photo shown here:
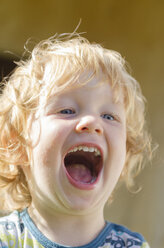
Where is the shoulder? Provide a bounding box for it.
[109,222,146,241]
[0,211,23,247]
[103,222,150,248]
[0,210,21,229]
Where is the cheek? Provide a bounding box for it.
[114,136,126,168]
[103,134,126,190]
[106,125,126,149]
[42,118,71,138]
[31,120,71,166]
[106,127,126,167]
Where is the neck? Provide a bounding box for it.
[28,203,106,246]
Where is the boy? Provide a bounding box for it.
[0,34,151,247]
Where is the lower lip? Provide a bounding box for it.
[64,164,101,190]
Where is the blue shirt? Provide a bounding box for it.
[0,209,150,248]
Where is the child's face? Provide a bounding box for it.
[25,72,127,214]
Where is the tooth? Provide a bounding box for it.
[73,147,78,152]
[68,146,101,155]
[83,146,89,152]
[88,147,94,152]
[78,146,83,151]
[94,148,97,153]
[95,150,100,156]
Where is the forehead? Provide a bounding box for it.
[46,72,125,107]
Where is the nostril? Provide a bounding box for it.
[76,121,103,134]
[81,127,88,131]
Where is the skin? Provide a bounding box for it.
[23,72,127,246]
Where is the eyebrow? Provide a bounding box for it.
[44,94,76,111]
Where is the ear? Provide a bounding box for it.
[27,113,41,148]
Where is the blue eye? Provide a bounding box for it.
[59,109,75,114]
[101,113,115,120]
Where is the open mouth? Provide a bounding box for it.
[64,145,103,188]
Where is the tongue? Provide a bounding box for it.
[66,164,93,183]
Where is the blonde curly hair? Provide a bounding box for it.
[0,34,152,211]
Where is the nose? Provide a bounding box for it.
[75,116,103,135]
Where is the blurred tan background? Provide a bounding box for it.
[0,0,163,247]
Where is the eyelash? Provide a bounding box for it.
[101,113,115,121]
[58,109,75,115]
[58,109,117,121]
